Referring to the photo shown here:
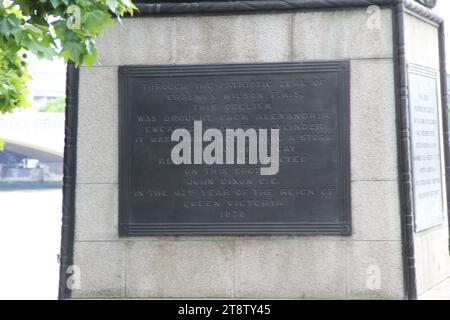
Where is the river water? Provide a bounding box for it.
[0,189,61,299]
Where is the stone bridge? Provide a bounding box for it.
[0,111,64,185]
[0,111,64,160]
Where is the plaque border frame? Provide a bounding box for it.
[118,61,351,236]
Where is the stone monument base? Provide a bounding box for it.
[59,0,450,300]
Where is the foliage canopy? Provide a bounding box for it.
[0,0,136,114]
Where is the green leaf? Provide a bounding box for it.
[0,16,21,36]
[52,20,68,41]
[23,38,56,59]
[49,0,61,9]
[23,24,45,37]
[28,15,49,28]
[66,5,81,30]
[106,0,118,12]
[61,34,85,64]
[82,10,107,35]
[0,138,4,151]
[83,45,97,67]
[16,0,31,16]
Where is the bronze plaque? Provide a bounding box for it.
[119,62,351,235]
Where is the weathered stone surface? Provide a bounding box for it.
[405,13,440,70]
[96,14,291,66]
[415,224,450,295]
[75,184,118,241]
[172,14,291,64]
[95,18,175,66]
[72,241,126,298]
[292,9,393,60]
[126,240,234,298]
[77,67,118,184]
[350,59,397,181]
[234,239,347,299]
[351,181,401,241]
[347,241,404,299]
